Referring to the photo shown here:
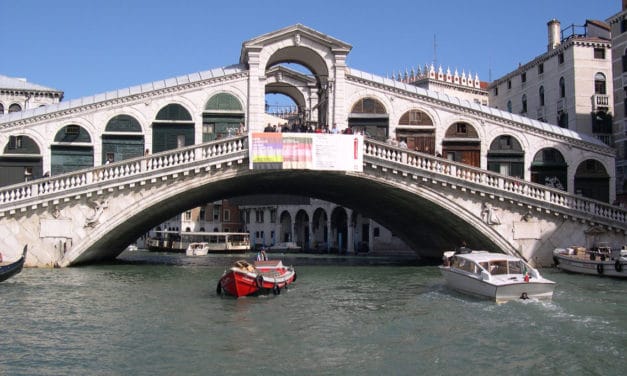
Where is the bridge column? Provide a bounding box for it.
[246,49,265,132]
[347,219,354,254]
[331,51,349,128]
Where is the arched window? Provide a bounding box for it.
[539,86,545,106]
[8,103,22,113]
[0,103,4,115]
[594,72,606,95]
[507,100,512,113]
[521,94,527,113]
[559,77,565,98]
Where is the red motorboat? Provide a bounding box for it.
[218,259,297,297]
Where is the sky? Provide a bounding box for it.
[0,0,620,102]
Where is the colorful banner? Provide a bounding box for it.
[249,133,363,172]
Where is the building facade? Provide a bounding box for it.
[488,19,613,144]
[608,1,627,203]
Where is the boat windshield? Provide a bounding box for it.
[488,260,526,275]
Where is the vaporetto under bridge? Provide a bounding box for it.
[0,135,624,268]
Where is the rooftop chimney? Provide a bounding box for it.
[547,19,561,51]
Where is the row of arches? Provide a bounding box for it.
[348,97,610,202]
[0,102,23,114]
[0,93,245,186]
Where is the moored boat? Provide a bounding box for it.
[218,259,297,297]
[186,242,210,256]
[553,244,627,278]
[0,245,27,283]
[439,250,556,303]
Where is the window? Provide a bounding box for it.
[373,227,380,237]
[494,87,498,96]
[538,63,544,75]
[507,100,512,113]
[8,135,23,149]
[66,125,80,135]
[0,103,4,115]
[539,86,545,106]
[594,48,605,59]
[8,103,22,113]
[558,111,568,128]
[255,209,264,223]
[213,206,220,220]
[223,209,230,222]
[521,72,526,83]
[199,208,206,221]
[558,53,564,64]
[559,77,565,98]
[622,18,627,33]
[507,80,512,89]
[521,94,527,113]
[184,211,192,221]
[455,122,467,134]
[270,209,277,223]
[594,73,606,95]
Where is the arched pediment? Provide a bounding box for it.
[240,24,352,66]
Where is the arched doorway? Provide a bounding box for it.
[487,135,524,178]
[331,207,348,253]
[101,114,145,164]
[442,122,480,166]
[279,210,293,243]
[202,93,245,141]
[348,97,388,141]
[311,207,328,250]
[531,148,567,190]
[151,104,194,153]
[574,159,610,203]
[51,125,94,175]
[0,135,43,186]
[396,109,435,154]
[294,209,310,250]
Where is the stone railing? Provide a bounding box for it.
[363,138,627,228]
[0,136,248,211]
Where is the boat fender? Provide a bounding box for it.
[216,281,222,295]
[596,263,603,275]
[615,260,623,273]
[256,275,264,289]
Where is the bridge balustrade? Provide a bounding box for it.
[363,139,626,228]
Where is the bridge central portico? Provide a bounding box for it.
[0,24,624,267]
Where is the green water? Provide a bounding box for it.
[1,251,625,375]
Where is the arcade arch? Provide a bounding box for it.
[530,148,567,190]
[574,159,610,203]
[487,135,525,179]
[442,122,480,166]
[0,135,43,185]
[348,97,389,140]
[152,104,194,153]
[202,93,245,141]
[51,124,93,175]
[396,109,435,154]
[101,114,145,164]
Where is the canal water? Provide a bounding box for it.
[1,251,625,376]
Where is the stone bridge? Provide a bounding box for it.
[0,135,624,268]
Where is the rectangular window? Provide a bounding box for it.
[558,53,564,64]
[213,207,220,220]
[223,209,230,222]
[456,123,467,134]
[521,72,526,83]
[622,19,627,33]
[66,125,80,135]
[507,80,512,89]
[184,210,191,221]
[493,87,498,96]
[270,209,277,223]
[593,48,605,59]
[255,209,264,223]
[538,63,544,75]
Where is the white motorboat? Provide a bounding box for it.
[186,242,210,256]
[439,251,556,303]
[553,244,627,278]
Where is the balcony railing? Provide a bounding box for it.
[591,94,609,110]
